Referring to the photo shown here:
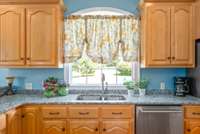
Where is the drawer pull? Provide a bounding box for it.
[49,112,60,115]
[62,128,65,132]
[79,112,89,115]
[192,112,200,115]
[112,112,123,115]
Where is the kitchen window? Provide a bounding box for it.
[64,8,140,87]
[65,56,139,86]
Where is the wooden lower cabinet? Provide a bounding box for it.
[7,108,22,134]
[42,120,67,134]
[69,120,99,134]
[101,120,132,134]
[0,114,6,134]
[22,106,39,134]
[185,120,200,134]
[184,106,200,134]
[4,105,134,134]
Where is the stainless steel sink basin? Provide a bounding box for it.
[76,95,102,100]
[76,94,126,101]
[103,95,126,100]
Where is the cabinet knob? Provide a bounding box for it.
[103,128,106,132]
[167,57,171,60]
[20,58,24,60]
[95,128,98,131]
[21,115,25,118]
[172,57,175,60]
[62,128,65,132]
[187,129,191,132]
[27,58,30,60]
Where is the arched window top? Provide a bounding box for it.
[72,7,133,16]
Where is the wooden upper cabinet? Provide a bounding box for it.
[171,5,194,67]
[144,0,194,2]
[194,0,200,39]
[142,3,195,68]
[0,114,6,134]
[26,7,57,66]
[101,120,132,134]
[0,7,25,66]
[146,5,171,66]
[69,120,99,134]
[7,108,22,134]
[22,106,39,134]
[42,120,67,134]
[185,120,200,134]
[0,0,60,4]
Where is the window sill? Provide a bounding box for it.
[68,85,127,90]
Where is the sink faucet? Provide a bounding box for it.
[101,73,108,94]
[101,73,106,94]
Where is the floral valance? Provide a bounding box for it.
[64,15,140,64]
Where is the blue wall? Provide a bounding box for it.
[0,0,187,90]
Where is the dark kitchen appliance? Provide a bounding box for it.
[187,39,200,97]
[174,77,192,97]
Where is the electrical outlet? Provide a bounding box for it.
[25,83,32,90]
[160,82,166,90]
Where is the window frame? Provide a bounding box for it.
[64,62,140,87]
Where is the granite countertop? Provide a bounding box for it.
[1,93,200,114]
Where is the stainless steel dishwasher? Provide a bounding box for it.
[136,106,183,134]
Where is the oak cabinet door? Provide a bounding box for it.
[146,5,171,66]
[171,4,194,67]
[0,114,6,134]
[69,120,99,134]
[26,7,57,66]
[195,0,200,39]
[185,120,200,134]
[7,109,22,134]
[0,7,25,66]
[101,120,132,134]
[22,107,39,134]
[43,120,67,134]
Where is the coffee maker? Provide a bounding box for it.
[174,77,192,97]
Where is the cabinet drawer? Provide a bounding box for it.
[69,106,99,118]
[101,105,133,119]
[42,106,67,118]
[185,106,200,119]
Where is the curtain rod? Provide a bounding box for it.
[64,15,139,20]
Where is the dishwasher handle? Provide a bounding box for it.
[137,107,183,113]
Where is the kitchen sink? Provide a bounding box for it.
[76,94,126,101]
[103,95,126,100]
[76,95,102,100]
